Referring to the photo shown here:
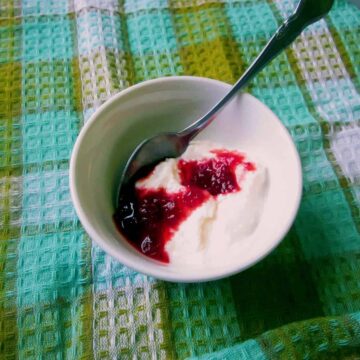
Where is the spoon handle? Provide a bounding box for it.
[182,0,332,139]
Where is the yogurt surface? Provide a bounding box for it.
[114,141,268,265]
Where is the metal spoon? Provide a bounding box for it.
[120,0,334,188]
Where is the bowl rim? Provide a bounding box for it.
[69,75,303,282]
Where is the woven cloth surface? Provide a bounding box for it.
[1,0,360,359]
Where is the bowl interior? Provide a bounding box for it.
[70,77,302,282]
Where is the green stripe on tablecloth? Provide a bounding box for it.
[170,2,245,83]
[0,62,21,122]
[16,292,93,359]
[0,1,22,357]
[0,19,21,64]
[131,51,184,82]
[0,61,22,194]
[21,59,81,114]
[71,58,84,114]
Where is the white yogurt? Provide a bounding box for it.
[136,141,268,266]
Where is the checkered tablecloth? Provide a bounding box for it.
[1,0,360,359]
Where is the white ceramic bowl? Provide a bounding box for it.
[70,76,302,282]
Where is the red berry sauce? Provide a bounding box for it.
[114,149,256,263]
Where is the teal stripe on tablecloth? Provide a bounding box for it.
[188,339,267,360]
[22,15,74,62]
[252,85,317,127]
[16,230,88,307]
[22,0,69,16]
[295,189,360,259]
[22,111,80,165]
[124,0,170,13]
[225,1,277,40]
[127,10,178,55]
[330,0,360,28]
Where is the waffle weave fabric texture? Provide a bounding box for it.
[1,0,360,359]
